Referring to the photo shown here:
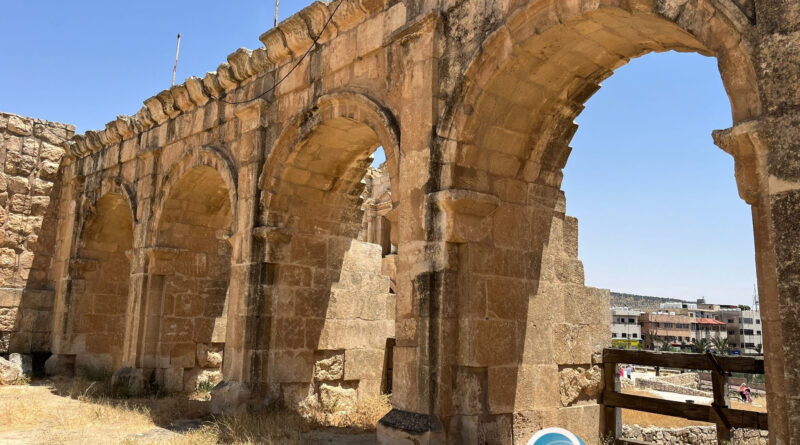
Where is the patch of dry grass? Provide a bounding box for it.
[1,379,389,445]
[0,383,155,444]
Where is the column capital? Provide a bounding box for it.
[713,120,767,205]
[427,189,499,243]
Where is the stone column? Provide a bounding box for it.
[212,100,271,412]
[377,12,445,444]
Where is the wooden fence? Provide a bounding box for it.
[602,349,768,444]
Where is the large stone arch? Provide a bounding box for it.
[399,0,771,443]
[135,149,237,392]
[252,91,400,410]
[440,0,759,191]
[259,91,401,219]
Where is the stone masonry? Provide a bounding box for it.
[0,112,72,356]
[2,0,800,444]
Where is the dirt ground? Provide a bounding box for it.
[0,380,379,445]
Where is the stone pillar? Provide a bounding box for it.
[213,100,270,412]
[713,118,796,444]
[120,149,160,369]
[377,12,444,444]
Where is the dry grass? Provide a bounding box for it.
[621,387,767,429]
[0,378,390,445]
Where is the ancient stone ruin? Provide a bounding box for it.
[1,0,799,443]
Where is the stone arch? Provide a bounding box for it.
[140,154,236,392]
[440,0,760,190]
[69,190,134,374]
[424,0,764,442]
[259,91,400,225]
[255,92,400,410]
[150,146,238,246]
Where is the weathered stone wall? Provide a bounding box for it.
[7,0,800,443]
[622,425,768,445]
[0,112,73,355]
[635,377,711,398]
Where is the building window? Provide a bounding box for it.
[728,319,734,323]
[622,333,627,338]
[757,331,761,335]
[632,333,637,338]
[756,319,761,324]
[743,318,753,324]
[628,318,635,323]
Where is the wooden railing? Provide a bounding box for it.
[601,348,768,444]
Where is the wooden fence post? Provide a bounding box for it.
[603,362,622,441]
[709,353,732,443]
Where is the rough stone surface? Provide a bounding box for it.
[0,113,71,356]
[8,353,31,376]
[210,380,249,415]
[0,356,21,384]
[111,367,146,397]
[622,425,768,445]
[2,0,800,443]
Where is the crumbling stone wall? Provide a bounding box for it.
[0,112,72,355]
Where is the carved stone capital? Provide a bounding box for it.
[712,120,767,205]
[428,189,499,243]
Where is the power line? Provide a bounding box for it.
[212,0,343,106]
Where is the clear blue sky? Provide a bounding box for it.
[1,2,756,305]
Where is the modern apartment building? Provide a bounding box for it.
[692,317,727,341]
[720,309,764,354]
[639,312,693,347]
[611,307,642,348]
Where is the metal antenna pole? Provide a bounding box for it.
[274,0,279,27]
[172,33,182,87]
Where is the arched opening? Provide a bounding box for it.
[563,50,762,435]
[148,165,233,392]
[259,106,398,417]
[71,192,133,374]
[436,2,767,442]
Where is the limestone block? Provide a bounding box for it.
[162,366,184,393]
[514,364,559,411]
[319,381,358,412]
[196,343,223,368]
[552,323,592,365]
[0,356,21,384]
[344,348,384,381]
[170,342,196,368]
[6,115,32,136]
[270,350,313,383]
[0,307,19,331]
[558,365,602,407]
[5,151,36,176]
[210,380,250,415]
[282,382,316,409]
[314,350,344,381]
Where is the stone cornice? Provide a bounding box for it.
[62,0,388,160]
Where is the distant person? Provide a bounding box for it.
[739,383,752,403]
[619,365,625,379]
[626,364,633,379]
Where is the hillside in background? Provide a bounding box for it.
[610,291,693,311]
